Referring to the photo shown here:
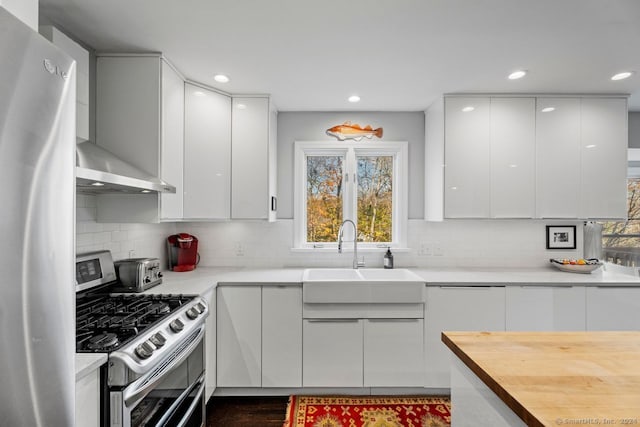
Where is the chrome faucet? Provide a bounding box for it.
[337,219,365,269]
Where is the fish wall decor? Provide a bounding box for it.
[326,121,383,141]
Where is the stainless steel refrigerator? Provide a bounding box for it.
[0,7,76,426]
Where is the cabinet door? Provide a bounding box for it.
[262,286,302,387]
[184,83,231,219]
[535,98,581,218]
[424,286,505,388]
[506,286,585,331]
[363,319,424,387]
[586,287,640,330]
[490,97,535,218]
[216,286,261,387]
[202,288,216,399]
[76,370,100,427]
[580,98,628,219]
[160,59,185,220]
[303,319,363,387]
[231,97,271,219]
[96,56,160,176]
[444,97,491,218]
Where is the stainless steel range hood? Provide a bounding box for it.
[76,141,176,194]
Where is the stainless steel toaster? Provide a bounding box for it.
[112,258,163,292]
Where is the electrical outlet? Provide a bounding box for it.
[418,243,430,256]
[129,250,136,258]
[434,243,444,256]
[234,243,244,256]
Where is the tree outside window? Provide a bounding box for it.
[601,178,640,265]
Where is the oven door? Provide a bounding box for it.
[110,333,205,427]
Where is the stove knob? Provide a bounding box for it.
[149,332,166,348]
[170,318,184,333]
[186,307,200,320]
[158,272,163,278]
[144,276,151,284]
[135,341,156,359]
[195,302,206,313]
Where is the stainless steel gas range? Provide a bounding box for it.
[76,250,208,427]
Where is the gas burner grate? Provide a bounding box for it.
[75,293,195,353]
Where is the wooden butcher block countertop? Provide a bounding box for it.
[442,331,640,427]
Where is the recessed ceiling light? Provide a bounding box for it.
[214,74,230,83]
[585,144,597,149]
[348,95,360,103]
[461,106,475,112]
[611,71,633,81]
[508,70,527,80]
[91,182,105,187]
[141,190,151,193]
[541,107,555,113]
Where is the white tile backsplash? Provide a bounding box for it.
[76,195,176,267]
[76,196,583,270]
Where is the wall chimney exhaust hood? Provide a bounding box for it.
[76,141,176,194]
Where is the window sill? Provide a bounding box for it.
[290,247,411,253]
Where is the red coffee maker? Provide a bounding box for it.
[167,233,199,272]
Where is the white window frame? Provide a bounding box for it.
[293,140,408,250]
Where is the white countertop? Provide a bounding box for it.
[412,265,640,284]
[144,265,640,296]
[75,353,107,381]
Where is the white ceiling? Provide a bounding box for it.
[39,0,640,112]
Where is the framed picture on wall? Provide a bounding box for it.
[546,225,576,249]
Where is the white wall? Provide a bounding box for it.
[1,1,37,30]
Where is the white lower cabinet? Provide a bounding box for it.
[262,286,302,387]
[303,317,424,388]
[363,319,424,387]
[586,287,640,330]
[216,285,302,388]
[424,286,506,388]
[505,286,586,331]
[303,319,364,387]
[76,370,100,427]
[216,286,262,387]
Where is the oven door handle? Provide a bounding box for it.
[123,325,205,408]
[174,376,205,427]
[156,373,205,427]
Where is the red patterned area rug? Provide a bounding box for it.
[283,395,451,427]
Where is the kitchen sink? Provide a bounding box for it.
[302,268,362,282]
[302,268,426,303]
[302,268,424,283]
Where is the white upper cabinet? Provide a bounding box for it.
[444,97,491,218]
[490,97,536,218]
[94,54,185,223]
[580,98,628,219]
[231,97,277,221]
[159,60,185,220]
[536,98,582,218]
[427,94,628,220]
[183,83,231,219]
[40,26,90,142]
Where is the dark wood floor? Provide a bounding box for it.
[206,396,290,427]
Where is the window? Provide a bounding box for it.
[601,178,640,266]
[294,141,407,249]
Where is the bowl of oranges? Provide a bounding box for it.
[549,258,602,274]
